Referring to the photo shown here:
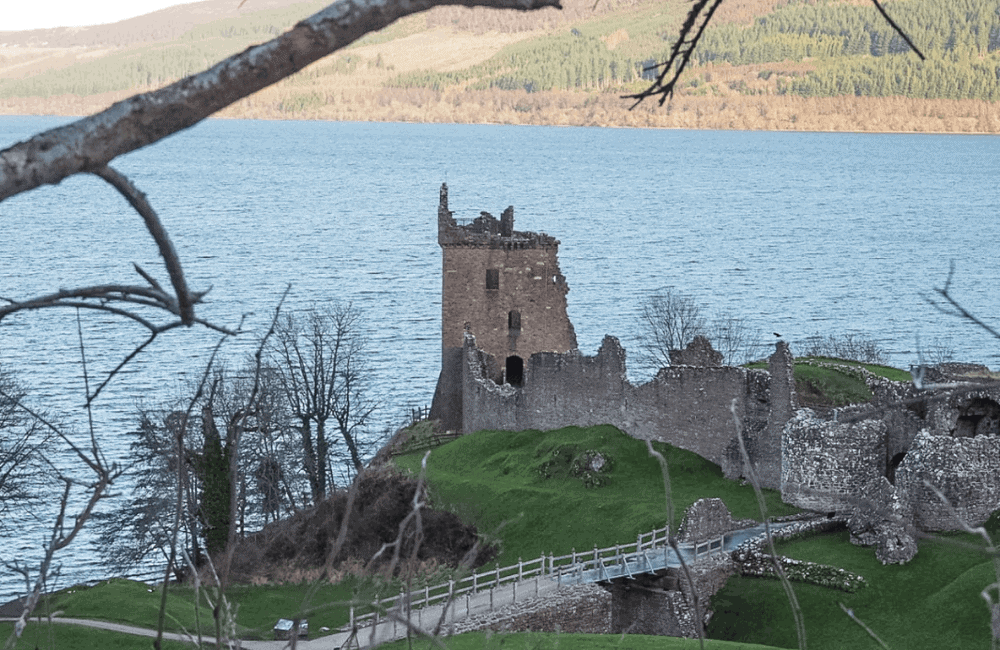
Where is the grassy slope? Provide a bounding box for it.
[394,424,1000,650]
[746,355,911,408]
[43,577,359,638]
[393,425,797,569]
[710,526,1000,650]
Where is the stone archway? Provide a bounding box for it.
[953,397,1000,437]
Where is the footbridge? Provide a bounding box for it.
[345,519,803,647]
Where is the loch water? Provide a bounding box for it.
[1,116,999,601]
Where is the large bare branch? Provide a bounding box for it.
[0,0,560,202]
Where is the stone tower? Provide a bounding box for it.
[429,184,578,431]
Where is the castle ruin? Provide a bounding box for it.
[427,185,1000,567]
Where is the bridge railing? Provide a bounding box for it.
[350,524,731,629]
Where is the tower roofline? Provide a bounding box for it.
[437,183,559,249]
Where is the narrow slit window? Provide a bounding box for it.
[486,268,499,290]
[508,310,521,333]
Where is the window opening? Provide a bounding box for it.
[508,310,521,334]
[486,268,499,290]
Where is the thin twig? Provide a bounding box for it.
[627,0,924,108]
[624,0,724,108]
[870,0,925,60]
[926,262,1000,342]
[646,440,704,647]
[731,399,806,650]
[839,602,891,649]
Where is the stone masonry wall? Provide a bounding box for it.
[449,584,610,635]
[432,183,577,431]
[896,429,1000,530]
[461,335,785,469]
[781,409,887,512]
[440,245,577,363]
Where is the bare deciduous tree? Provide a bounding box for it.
[267,304,379,503]
[0,366,48,533]
[637,289,708,370]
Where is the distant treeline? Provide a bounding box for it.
[390,32,653,93]
[694,0,1000,100]
[2,0,1000,103]
[391,0,1000,101]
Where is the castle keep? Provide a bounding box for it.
[430,183,577,431]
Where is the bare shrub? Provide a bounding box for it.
[637,290,763,370]
[801,333,888,364]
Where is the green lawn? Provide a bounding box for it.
[393,425,798,568]
[26,422,1000,649]
[379,631,787,650]
[0,621,192,650]
[710,527,1000,649]
[43,577,361,639]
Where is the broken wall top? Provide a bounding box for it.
[437,183,559,249]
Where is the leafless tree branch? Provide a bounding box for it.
[871,0,925,60]
[925,261,1000,342]
[624,0,725,107]
[92,165,195,325]
[0,0,560,203]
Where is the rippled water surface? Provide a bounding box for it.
[1,116,999,600]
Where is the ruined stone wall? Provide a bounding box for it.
[896,430,1000,530]
[626,365,756,467]
[461,334,785,469]
[781,409,887,512]
[461,335,629,433]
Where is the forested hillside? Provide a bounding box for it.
[1,0,999,132]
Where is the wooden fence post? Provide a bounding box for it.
[448,580,454,623]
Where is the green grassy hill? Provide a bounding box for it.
[393,425,797,567]
[393,424,1000,650]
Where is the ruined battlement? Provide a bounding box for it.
[437,183,559,249]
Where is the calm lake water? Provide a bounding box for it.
[1,116,999,600]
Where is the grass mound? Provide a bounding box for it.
[228,466,487,584]
[394,425,797,567]
[746,355,911,407]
